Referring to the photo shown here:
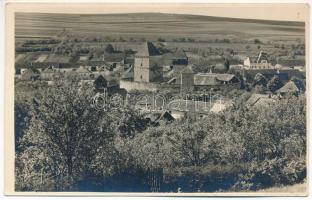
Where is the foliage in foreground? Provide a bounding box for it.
[15,79,306,192]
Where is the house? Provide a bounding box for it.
[276,80,305,96]
[94,75,108,91]
[246,93,278,108]
[294,66,305,72]
[72,66,92,79]
[210,100,233,113]
[162,49,188,71]
[144,111,174,125]
[104,52,124,66]
[168,99,210,119]
[122,65,134,79]
[194,73,240,87]
[40,66,59,80]
[20,68,41,81]
[179,65,195,91]
[124,49,136,65]
[243,51,275,70]
[39,54,73,68]
[134,42,162,82]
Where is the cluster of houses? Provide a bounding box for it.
[120,42,241,93]
[15,41,305,121]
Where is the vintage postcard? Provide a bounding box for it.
[4,2,310,196]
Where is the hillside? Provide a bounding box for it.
[15,12,305,42]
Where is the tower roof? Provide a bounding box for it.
[136,42,160,57]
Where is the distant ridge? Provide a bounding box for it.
[78,12,304,26]
[16,12,304,26]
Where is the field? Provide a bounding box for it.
[15,12,305,66]
[15,12,305,43]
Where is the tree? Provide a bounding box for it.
[254,39,261,44]
[224,58,230,72]
[267,76,282,92]
[252,73,267,88]
[16,77,114,190]
[105,44,114,53]
[157,37,166,42]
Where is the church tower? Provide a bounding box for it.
[134,42,162,82]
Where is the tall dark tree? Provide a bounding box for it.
[105,44,114,53]
[224,58,230,72]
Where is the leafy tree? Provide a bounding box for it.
[16,77,114,191]
[157,37,166,42]
[254,39,261,44]
[267,76,282,92]
[105,44,114,53]
[252,73,267,88]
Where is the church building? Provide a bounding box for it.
[134,42,163,82]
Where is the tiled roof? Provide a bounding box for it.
[276,81,300,93]
[194,73,236,85]
[136,42,160,57]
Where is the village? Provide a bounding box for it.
[12,11,308,193]
[15,39,306,123]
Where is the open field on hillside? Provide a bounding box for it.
[15,12,306,71]
[16,12,305,43]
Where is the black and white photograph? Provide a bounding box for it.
[3,2,310,196]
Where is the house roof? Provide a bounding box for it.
[104,52,124,63]
[168,99,211,113]
[21,68,41,79]
[180,65,194,74]
[194,73,236,85]
[74,66,91,73]
[210,100,233,113]
[276,81,300,94]
[144,111,174,124]
[246,93,277,107]
[122,65,134,79]
[44,54,72,64]
[136,42,160,57]
[167,77,177,84]
[163,49,187,60]
[42,66,57,73]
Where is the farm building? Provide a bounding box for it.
[104,52,125,65]
[37,54,74,68]
[276,80,305,96]
[246,93,278,108]
[144,111,174,125]
[20,68,41,81]
[124,49,136,65]
[167,98,233,119]
[179,65,195,91]
[244,51,275,70]
[194,73,240,86]
[163,49,188,71]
